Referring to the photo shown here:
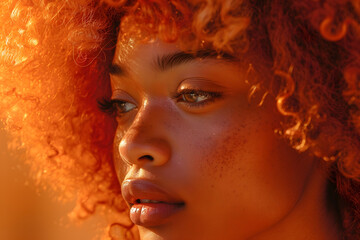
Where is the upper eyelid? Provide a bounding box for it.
[176,77,227,92]
[110,84,223,105]
[111,89,137,103]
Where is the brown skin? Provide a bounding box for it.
[111,39,341,240]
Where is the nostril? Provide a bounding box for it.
[119,139,170,166]
[139,155,154,161]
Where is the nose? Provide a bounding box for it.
[119,136,171,166]
[118,105,171,167]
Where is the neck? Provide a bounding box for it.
[250,160,343,240]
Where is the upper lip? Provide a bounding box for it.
[121,179,185,206]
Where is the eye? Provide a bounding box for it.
[113,100,136,114]
[173,89,223,107]
[181,92,209,103]
[97,98,137,116]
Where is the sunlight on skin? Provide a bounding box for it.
[109,39,342,240]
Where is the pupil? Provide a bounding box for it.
[184,93,198,102]
[116,102,127,113]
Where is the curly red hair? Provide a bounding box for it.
[1,0,359,239]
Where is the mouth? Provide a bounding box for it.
[130,198,184,205]
[122,179,186,227]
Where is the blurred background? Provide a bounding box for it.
[0,126,104,240]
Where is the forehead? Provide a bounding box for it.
[110,38,249,97]
[112,37,240,77]
[114,38,179,65]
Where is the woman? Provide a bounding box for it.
[0,0,359,239]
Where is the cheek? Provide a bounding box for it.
[191,104,268,180]
[201,123,249,179]
[182,104,314,234]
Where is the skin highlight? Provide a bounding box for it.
[111,40,342,240]
[1,1,359,239]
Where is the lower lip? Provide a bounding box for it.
[130,203,185,227]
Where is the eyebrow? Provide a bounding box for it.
[109,49,238,76]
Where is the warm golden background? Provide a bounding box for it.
[0,126,104,240]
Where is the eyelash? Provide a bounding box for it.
[97,98,130,116]
[97,89,223,116]
[172,89,223,108]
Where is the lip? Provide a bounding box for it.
[121,179,185,227]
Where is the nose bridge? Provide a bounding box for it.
[119,99,172,167]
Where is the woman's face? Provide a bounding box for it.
[110,39,316,240]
